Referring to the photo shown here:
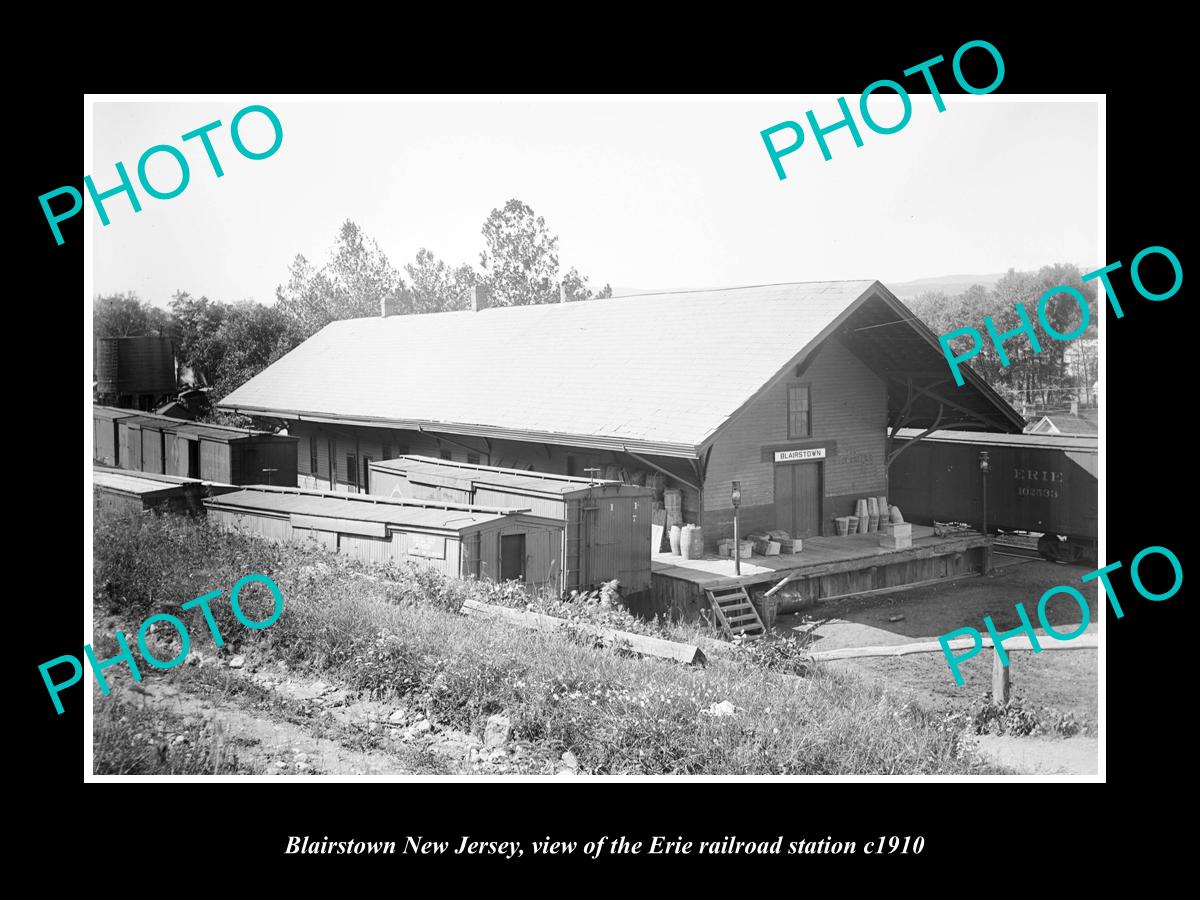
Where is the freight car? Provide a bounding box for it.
[888,429,1098,563]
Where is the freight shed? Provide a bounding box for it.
[204,486,564,590]
[369,455,653,595]
[97,406,298,486]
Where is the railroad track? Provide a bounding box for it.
[993,541,1042,560]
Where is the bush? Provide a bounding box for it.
[971,698,1083,737]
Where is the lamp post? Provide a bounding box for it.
[731,481,742,576]
[979,451,990,575]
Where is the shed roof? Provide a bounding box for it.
[94,406,139,422]
[893,427,1097,453]
[93,469,192,497]
[203,484,541,531]
[220,281,1023,456]
[97,405,270,439]
[372,455,648,497]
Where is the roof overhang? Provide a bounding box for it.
[851,282,1026,433]
[221,405,703,459]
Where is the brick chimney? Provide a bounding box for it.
[380,295,400,318]
[559,281,567,304]
[1070,397,1079,416]
[472,284,488,312]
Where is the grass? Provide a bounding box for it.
[93,508,998,774]
[93,696,263,775]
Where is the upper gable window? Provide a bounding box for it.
[788,385,811,439]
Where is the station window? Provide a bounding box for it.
[788,385,811,439]
[346,453,358,487]
[467,453,481,465]
[440,449,453,461]
[309,435,318,474]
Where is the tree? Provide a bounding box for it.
[561,266,613,302]
[404,248,477,314]
[276,220,406,337]
[93,292,171,338]
[169,291,228,387]
[907,265,1100,414]
[477,199,614,307]
[208,301,300,400]
[478,199,561,306]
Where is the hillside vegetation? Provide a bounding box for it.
[91,508,999,775]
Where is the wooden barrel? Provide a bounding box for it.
[846,516,859,534]
[680,524,704,560]
[856,498,869,520]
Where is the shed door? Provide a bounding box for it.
[775,461,822,538]
[500,533,526,582]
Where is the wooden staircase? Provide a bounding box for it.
[706,586,767,641]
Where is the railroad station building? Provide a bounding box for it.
[222,281,1023,552]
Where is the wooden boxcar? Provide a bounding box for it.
[204,486,564,589]
[116,414,173,474]
[888,428,1098,560]
[97,406,298,486]
[369,455,653,596]
[166,423,298,485]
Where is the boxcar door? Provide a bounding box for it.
[774,461,822,538]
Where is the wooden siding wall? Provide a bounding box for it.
[702,337,887,543]
[209,507,469,576]
[480,522,560,594]
[140,429,165,474]
[473,488,565,520]
[389,530,463,578]
[200,440,232,483]
[95,419,121,467]
[119,425,142,471]
[231,438,298,487]
[290,421,697,504]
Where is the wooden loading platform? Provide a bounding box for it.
[635,524,992,624]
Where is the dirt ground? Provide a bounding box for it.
[774,555,1100,774]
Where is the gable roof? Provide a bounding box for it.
[221,281,1022,457]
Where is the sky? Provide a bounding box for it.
[90,98,1099,307]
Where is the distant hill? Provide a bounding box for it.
[886,273,1006,300]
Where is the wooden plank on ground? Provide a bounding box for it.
[811,632,1098,662]
[460,598,706,666]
